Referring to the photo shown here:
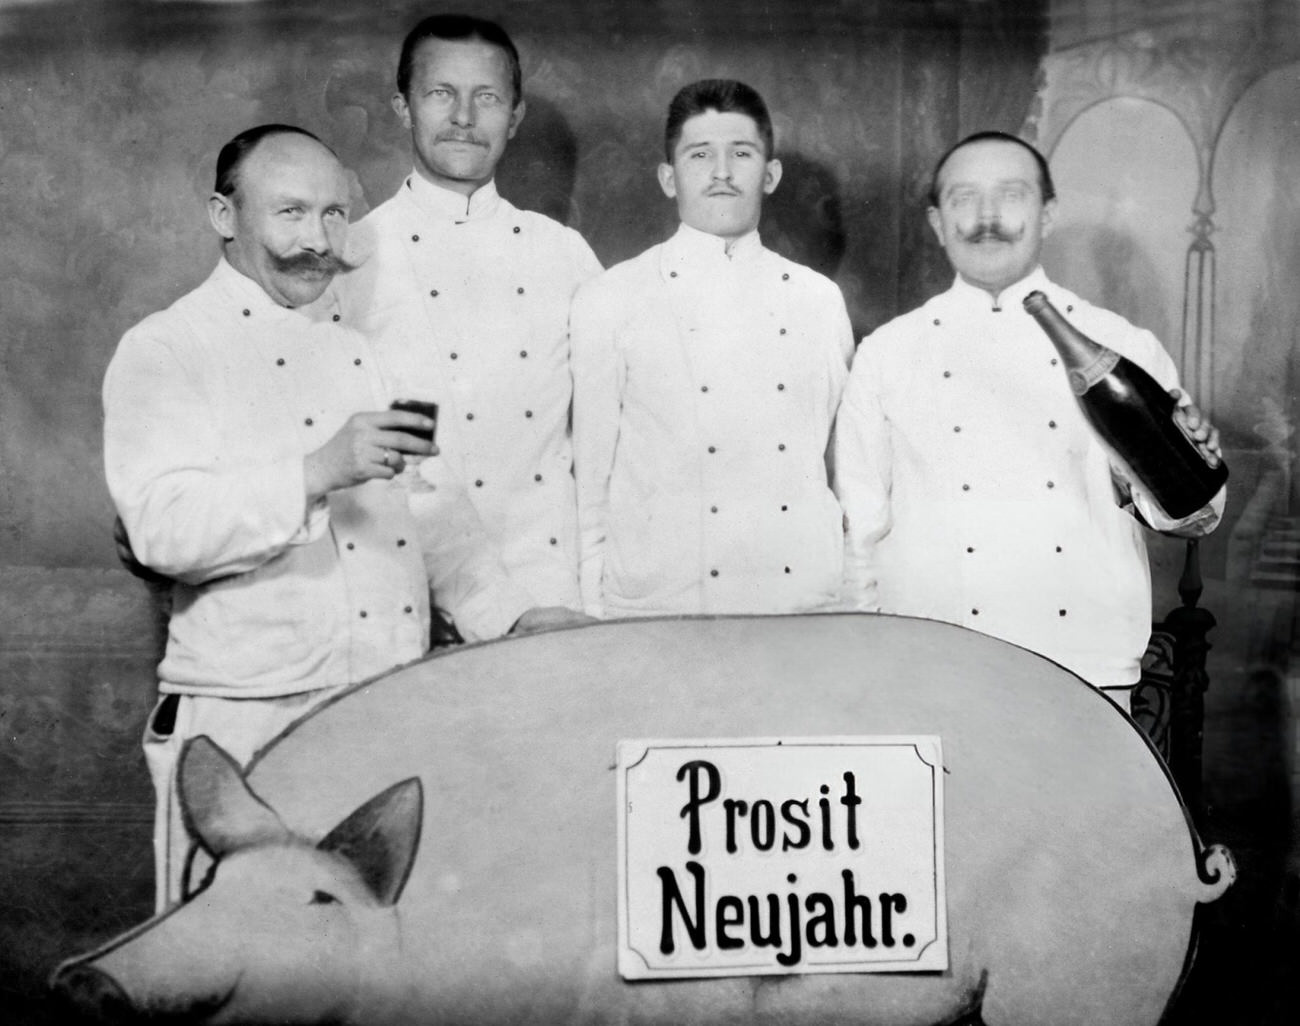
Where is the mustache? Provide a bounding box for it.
[271,251,357,276]
[436,132,487,147]
[958,221,1023,244]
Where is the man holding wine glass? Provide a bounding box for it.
[103,124,545,910]
[833,131,1225,708]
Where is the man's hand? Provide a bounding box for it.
[304,409,438,501]
[509,606,599,634]
[1170,389,1222,468]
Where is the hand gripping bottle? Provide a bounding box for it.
[1023,290,1227,520]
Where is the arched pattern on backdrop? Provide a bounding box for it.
[1041,97,1197,377]
[1038,97,1203,587]
[1212,61,1300,499]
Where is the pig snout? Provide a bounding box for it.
[49,962,134,1023]
[51,956,234,1024]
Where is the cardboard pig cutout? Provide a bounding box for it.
[53,739,423,1023]
[50,614,1235,1025]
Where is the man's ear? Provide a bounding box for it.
[207,193,236,242]
[657,162,678,200]
[926,206,944,246]
[1039,197,1058,240]
[507,98,526,141]
[762,158,783,196]
[391,91,412,129]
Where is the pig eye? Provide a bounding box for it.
[310,889,340,905]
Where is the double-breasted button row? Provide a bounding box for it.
[414,225,524,238]
[960,479,1060,492]
[460,471,548,488]
[462,406,542,422]
[705,502,792,514]
[705,565,794,578]
[699,381,787,392]
[357,602,419,619]
[275,352,363,371]
[448,349,529,360]
[964,542,1064,554]
[426,284,529,297]
[703,443,788,453]
[341,536,408,551]
[970,606,1064,615]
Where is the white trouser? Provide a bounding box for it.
[1100,685,1134,716]
[142,687,340,912]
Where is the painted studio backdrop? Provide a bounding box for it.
[2,0,1300,1022]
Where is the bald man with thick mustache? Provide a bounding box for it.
[104,124,543,909]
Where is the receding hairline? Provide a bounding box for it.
[941,143,1040,187]
[240,133,341,182]
[928,133,1055,207]
[253,129,337,160]
[214,124,340,198]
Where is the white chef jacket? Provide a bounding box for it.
[833,267,1225,686]
[570,223,855,617]
[104,259,530,699]
[339,176,602,610]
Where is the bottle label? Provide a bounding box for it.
[1067,348,1121,395]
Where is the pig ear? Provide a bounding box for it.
[179,736,291,857]
[317,777,423,906]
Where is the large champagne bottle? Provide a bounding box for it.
[1023,290,1227,520]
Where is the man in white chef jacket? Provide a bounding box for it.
[104,125,545,909]
[833,131,1225,708]
[570,79,855,618]
[340,13,602,631]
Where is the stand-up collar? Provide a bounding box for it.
[661,223,763,280]
[949,266,1052,312]
[405,172,501,223]
[211,257,306,319]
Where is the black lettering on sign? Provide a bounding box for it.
[716,894,745,950]
[841,771,862,850]
[880,891,907,947]
[723,798,748,853]
[675,760,870,856]
[780,798,810,850]
[657,861,706,953]
[842,869,877,948]
[751,800,776,850]
[676,762,720,855]
[657,862,912,966]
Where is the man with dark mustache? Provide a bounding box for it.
[341,14,601,635]
[104,124,536,909]
[833,131,1225,707]
[570,80,854,617]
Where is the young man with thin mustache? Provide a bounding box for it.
[570,80,855,617]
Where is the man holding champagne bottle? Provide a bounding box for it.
[833,131,1225,705]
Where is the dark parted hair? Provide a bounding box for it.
[396,13,523,106]
[927,130,1056,208]
[213,124,332,197]
[664,79,775,162]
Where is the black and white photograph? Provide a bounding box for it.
[1,1,1298,1023]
